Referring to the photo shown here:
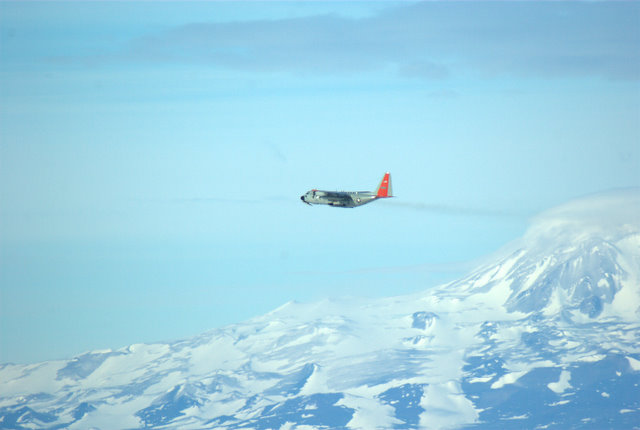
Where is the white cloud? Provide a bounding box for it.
[526,188,640,244]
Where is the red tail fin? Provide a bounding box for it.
[376,172,392,198]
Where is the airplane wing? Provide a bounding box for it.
[322,191,353,206]
[323,191,350,198]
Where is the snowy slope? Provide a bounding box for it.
[1,190,639,429]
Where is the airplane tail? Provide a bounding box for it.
[376,172,392,198]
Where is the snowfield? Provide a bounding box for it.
[1,190,639,429]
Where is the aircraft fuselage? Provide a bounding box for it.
[300,172,392,208]
[300,190,379,207]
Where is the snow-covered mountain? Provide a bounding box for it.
[1,190,639,429]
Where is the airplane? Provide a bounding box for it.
[300,172,392,208]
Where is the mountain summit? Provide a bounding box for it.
[1,190,639,429]
[456,189,640,320]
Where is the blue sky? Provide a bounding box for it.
[1,1,639,364]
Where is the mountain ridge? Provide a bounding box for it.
[1,190,639,429]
